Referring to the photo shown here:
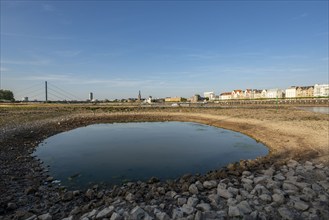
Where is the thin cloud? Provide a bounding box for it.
[271,55,308,59]
[292,13,309,20]
[42,4,56,12]
[1,59,50,65]
[1,32,72,40]
[0,67,9,72]
[54,50,82,57]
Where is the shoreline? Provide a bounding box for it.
[0,106,328,219]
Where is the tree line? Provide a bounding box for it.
[0,89,14,101]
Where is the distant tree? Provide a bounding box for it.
[0,89,14,101]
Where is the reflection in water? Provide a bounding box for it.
[33,122,268,189]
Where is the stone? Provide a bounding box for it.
[227,187,239,196]
[237,201,252,214]
[196,203,211,212]
[315,164,324,169]
[172,208,184,219]
[228,206,241,217]
[110,212,122,220]
[251,184,270,195]
[241,178,253,185]
[46,176,54,182]
[217,182,227,190]
[274,173,285,181]
[85,189,95,200]
[263,168,275,176]
[195,181,204,191]
[25,186,36,195]
[294,201,309,211]
[250,211,258,219]
[278,207,294,220]
[125,193,135,202]
[208,194,220,206]
[73,190,80,196]
[187,196,199,207]
[243,183,253,191]
[259,194,272,203]
[227,198,237,206]
[157,187,166,195]
[318,180,329,190]
[254,176,267,185]
[130,206,147,220]
[181,204,195,215]
[283,182,298,191]
[287,160,299,168]
[177,197,187,206]
[272,193,285,204]
[242,171,251,176]
[7,202,17,210]
[302,187,317,200]
[166,191,177,198]
[38,213,52,220]
[217,188,233,199]
[96,206,114,219]
[189,184,199,194]
[61,191,73,201]
[61,216,73,220]
[203,180,217,189]
[86,209,98,218]
[194,211,202,220]
[155,212,170,220]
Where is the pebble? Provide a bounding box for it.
[203,180,217,189]
[217,188,233,199]
[228,206,241,217]
[188,184,199,194]
[96,206,114,219]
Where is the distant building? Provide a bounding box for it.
[261,89,267,98]
[89,92,93,101]
[244,89,252,99]
[296,86,314,97]
[285,87,297,98]
[191,94,201,102]
[251,89,263,99]
[231,90,243,99]
[314,84,329,97]
[145,96,153,104]
[286,86,314,98]
[220,92,232,100]
[138,90,141,101]
[266,89,284,99]
[165,97,183,102]
[204,92,215,101]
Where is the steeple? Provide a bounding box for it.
[138,90,141,101]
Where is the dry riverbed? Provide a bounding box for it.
[0,105,328,219]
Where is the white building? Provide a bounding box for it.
[266,89,284,99]
[204,92,216,101]
[314,84,329,97]
[285,87,297,98]
[220,92,232,100]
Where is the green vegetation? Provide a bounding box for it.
[0,89,15,101]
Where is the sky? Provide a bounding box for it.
[0,0,328,101]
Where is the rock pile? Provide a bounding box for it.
[21,159,327,220]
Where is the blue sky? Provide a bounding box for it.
[1,0,328,100]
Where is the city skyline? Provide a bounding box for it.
[1,1,328,100]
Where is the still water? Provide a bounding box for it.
[34,122,268,188]
[297,107,329,114]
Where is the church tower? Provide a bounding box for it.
[138,90,141,101]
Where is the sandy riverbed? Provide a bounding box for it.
[0,104,328,219]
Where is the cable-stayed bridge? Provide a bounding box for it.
[14,81,83,102]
